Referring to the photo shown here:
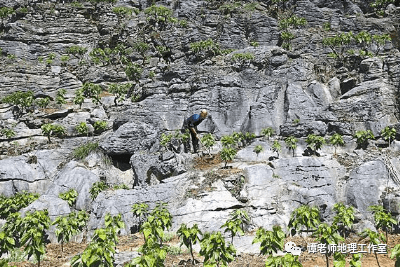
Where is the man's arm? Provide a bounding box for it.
[189,127,199,139]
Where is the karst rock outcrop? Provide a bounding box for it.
[1,0,400,255]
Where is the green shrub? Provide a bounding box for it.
[253,145,263,156]
[200,232,236,267]
[20,210,51,267]
[81,83,103,105]
[284,136,297,157]
[59,189,78,207]
[93,121,108,133]
[288,205,320,233]
[252,225,285,256]
[1,90,34,115]
[329,133,344,155]
[368,205,397,242]
[108,83,132,105]
[261,127,274,140]
[305,134,325,155]
[201,133,216,156]
[35,97,50,109]
[220,147,237,168]
[381,126,396,145]
[112,6,136,16]
[250,41,259,47]
[75,122,89,136]
[73,89,85,108]
[332,203,354,239]
[0,191,39,219]
[0,7,15,21]
[125,63,142,82]
[221,209,250,243]
[73,142,99,160]
[52,211,89,254]
[190,39,222,58]
[41,123,66,143]
[1,128,16,139]
[177,224,202,264]
[354,130,374,149]
[272,140,281,158]
[56,89,67,105]
[89,181,108,201]
[66,45,87,55]
[113,184,129,190]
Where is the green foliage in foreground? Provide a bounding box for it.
[20,210,51,267]
[0,191,39,219]
[288,205,320,233]
[252,225,285,256]
[220,147,237,168]
[200,231,236,267]
[52,211,89,253]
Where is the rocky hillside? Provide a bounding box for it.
[1,0,400,256]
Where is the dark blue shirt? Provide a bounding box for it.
[186,114,204,128]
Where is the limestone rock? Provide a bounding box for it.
[100,121,159,156]
[45,161,100,210]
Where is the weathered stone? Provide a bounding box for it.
[130,150,187,186]
[346,160,396,217]
[0,149,67,196]
[100,121,159,156]
[45,161,100,210]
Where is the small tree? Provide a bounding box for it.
[253,145,263,157]
[93,121,108,134]
[201,133,216,156]
[75,122,89,136]
[108,83,132,106]
[53,211,87,253]
[305,134,325,155]
[329,133,345,155]
[131,203,149,231]
[368,205,397,243]
[177,223,202,264]
[41,123,66,143]
[312,223,344,267]
[221,209,250,243]
[285,136,298,157]
[390,244,400,267]
[354,130,374,149]
[59,189,78,207]
[20,210,51,267]
[35,97,50,109]
[381,126,396,146]
[359,229,385,267]
[332,203,355,239]
[261,127,275,140]
[220,147,237,168]
[252,225,285,256]
[288,205,320,234]
[272,140,282,158]
[56,89,67,105]
[200,231,236,267]
[89,181,109,201]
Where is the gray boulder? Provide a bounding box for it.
[130,150,187,186]
[346,160,396,217]
[45,161,100,210]
[0,149,67,196]
[100,121,159,155]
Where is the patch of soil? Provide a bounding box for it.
[8,233,400,266]
[193,153,223,170]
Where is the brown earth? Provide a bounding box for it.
[8,233,400,267]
